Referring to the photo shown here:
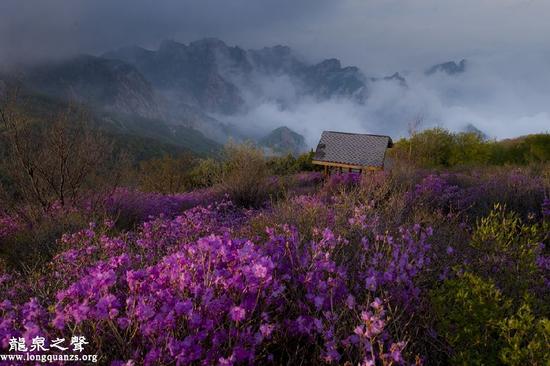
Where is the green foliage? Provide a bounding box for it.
[431,272,511,365]
[391,128,550,167]
[218,142,274,207]
[449,132,491,166]
[432,273,550,366]
[498,303,550,366]
[391,128,456,167]
[188,158,223,188]
[266,150,317,175]
[115,114,221,157]
[489,134,550,165]
[432,204,549,365]
[109,132,191,163]
[468,204,545,301]
[138,154,196,193]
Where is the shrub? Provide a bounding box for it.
[188,158,223,188]
[219,142,273,207]
[432,272,550,366]
[390,127,550,167]
[498,303,550,365]
[266,151,317,175]
[2,150,550,364]
[431,272,511,365]
[101,187,222,230]
[0,207,88,271]
[390,128,455,167]
[467,204,546,301]
[0,99,114,210]
[1,200,433,365]
[138,154,196,193]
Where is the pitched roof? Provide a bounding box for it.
[313,131,393,168]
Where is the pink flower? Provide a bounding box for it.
[354,325,365,337]
[229,306,246,322]
[370,298,383,311]
[252,264,268,279]
[390,341,405,362]
[260,324,274,338]
[360,358,375,366]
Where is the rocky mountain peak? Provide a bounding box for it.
[316,58,342,72]
[248,45,304,75]
[426,59,467,75]
[21,54,159,118]
[189,37,228,50]
[260,126,307,155]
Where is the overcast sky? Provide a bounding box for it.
[1,0,549,74]
[1,0,549,139]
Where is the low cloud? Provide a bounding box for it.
[220,53,550,147]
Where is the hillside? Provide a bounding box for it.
[0,88,221,159]
[0,165,548,364]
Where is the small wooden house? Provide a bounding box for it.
[312,131,393,175]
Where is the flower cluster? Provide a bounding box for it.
[1,168,546,365]
[293,171,324,187]
[0,193,431,364]
[102,187,223,226]
[328,172,362,187]
[406,174,465,212]
[351,298,406,365]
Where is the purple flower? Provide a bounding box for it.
[259,324,274,338]
[229,306,246,322]
[252,264,268,279]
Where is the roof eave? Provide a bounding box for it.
[312,160,383,170]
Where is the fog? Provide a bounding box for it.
[219,52,550,147]
[2,0,550,141]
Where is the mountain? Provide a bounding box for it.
[100,38,376,147]
[426,59,467,75]
[369,72,408,87]
[104,39,247,115]
[2,37,417,157]
[9,50,238,145]
[0,87,221,158]
[300,58,367,101]
[248,45,304,75]
[247,46,368,101]
[101,112,222,156]
[105,39,369,107]
[259,126,308,155]
[21,55,160,118]
[463,123,488,139]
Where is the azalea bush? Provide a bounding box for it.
[0,168,548,365]
[1,198,428,365]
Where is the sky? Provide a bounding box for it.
[1,0,549,139]
[2,0,549,73]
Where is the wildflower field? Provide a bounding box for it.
[1,164,549,366]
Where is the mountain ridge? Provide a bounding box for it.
[2,37,471,157]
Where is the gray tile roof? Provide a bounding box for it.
[313,131,393,168]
